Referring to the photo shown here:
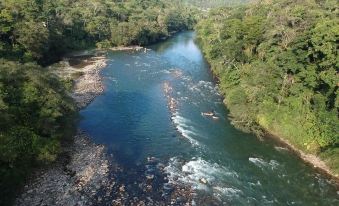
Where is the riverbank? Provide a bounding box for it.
[15,47,197,205]
[50,53,108,109]
[50,46,149,109]
[15,131,114,206]
[110,46,144,51]
[195,0,338,185]
[265,130,339,184]
[15,52,111,205]
[205,65,339,184]
[204,61,339,185]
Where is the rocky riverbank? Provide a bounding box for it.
[15,132,114,206]
[15,52,112,206]
[50,53,108,109]
[15,50,197,206]
[71,57,107,109]
[110,46,144,51]
[266,131,339,184]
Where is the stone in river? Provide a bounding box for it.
[146,174,154,180]
[119,185,125,192]
[199,178,208,184]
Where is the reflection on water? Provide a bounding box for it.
[80,32,339,205]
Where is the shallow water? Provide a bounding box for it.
[80,32,338,205]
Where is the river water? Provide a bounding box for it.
[80,32,338,205]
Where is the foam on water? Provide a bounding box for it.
[249,157,280,171]
[161,70,171,74]
[213,186,243,198]
[164,157,241,201]
[176,78,222,107]
[79,32,339,205]
[105,76,117,82]
[274,146,289,152]
[172,113,192,125]
[171,113,200,147]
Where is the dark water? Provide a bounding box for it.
[80,32,338,205]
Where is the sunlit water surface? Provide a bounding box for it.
[80,32,338,205]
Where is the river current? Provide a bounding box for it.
[80,32,338,205]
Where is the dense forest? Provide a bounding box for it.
[0,0,197,204]
[1,0,338,204]
[0,0,197,65]
[196,0,338,173]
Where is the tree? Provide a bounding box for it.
[196,0,339,173]
[15,21,49,60]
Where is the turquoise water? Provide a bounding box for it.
[80,32,338,205]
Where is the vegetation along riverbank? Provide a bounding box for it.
[196,0,338,178]
[1,0,338,204]
[0,0,198,204]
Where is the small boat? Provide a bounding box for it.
[202,110,219,120]
[201,112,214,116]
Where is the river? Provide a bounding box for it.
[79,32,338,205]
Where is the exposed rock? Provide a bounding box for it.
[50,53,108,110]
[15,50,198,206]
[109,46,144,51]
[71,58,107,109]
[15,54,113,206]
[199,178,208,184]
[119,185,125,193]
[15,132,115,206]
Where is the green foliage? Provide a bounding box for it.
[0,1,199,204]
[15,20,49,60]
[0,60,76,205]
[0,0,198,65]
[197,0,338,172]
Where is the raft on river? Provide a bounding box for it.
[201,111,219,120]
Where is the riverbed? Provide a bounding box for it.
[79,32,338,205]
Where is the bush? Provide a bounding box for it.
[0,60,76,205]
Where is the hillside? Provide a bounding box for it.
[196,0,338,174]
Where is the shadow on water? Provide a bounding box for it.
[151,32,194,54]
[80,91,151,168]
